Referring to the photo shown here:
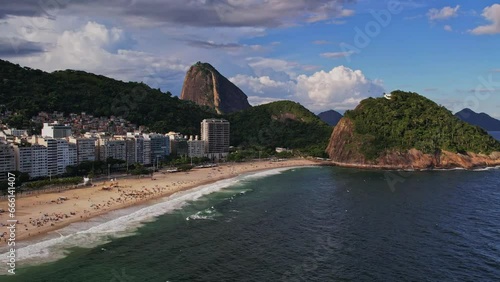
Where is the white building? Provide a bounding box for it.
[187,136,206,158]
[41,138,73,176]
[99,138,127,161]
[0,141,16,182]
[41,122,72,138]
[201,119,230,159]
[69,137,97,164]
[14,144,48,179]
[31,145,48,178]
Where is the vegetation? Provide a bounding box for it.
[0,60,332,156]
[0,59,217,135]
[226,101,332,154]
[344,91,500,160]
[24,177,82,190]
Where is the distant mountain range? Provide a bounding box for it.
[455,108,500,131]
[318,110,343,126]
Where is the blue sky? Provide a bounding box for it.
[1,0,499,117]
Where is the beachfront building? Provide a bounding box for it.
[143,136,152,165]
[69,137,97,164]
[40,138,73,176]
[166,132,188,157]
[14,144,48,178]
[201,119,230,159]
[123,137,137,165]
[187,136,206,158]
[149,134,170,162]
[41,122,72,138]
[0,140,16,181]
[99,138,127,161]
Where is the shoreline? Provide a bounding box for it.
[326,161,500,171]
[0,159,318,246]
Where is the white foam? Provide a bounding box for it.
[0,166,300,270]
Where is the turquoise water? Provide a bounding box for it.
[2,166,500,281]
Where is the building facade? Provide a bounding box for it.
[41,122,72,138]
[187,136,206,158]
[201,119,230,157]
[0,141,16,181]
[69,137,97,163]
[149,134,170,162]
[14,144,48,178]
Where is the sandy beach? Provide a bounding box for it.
[0,159,317,244]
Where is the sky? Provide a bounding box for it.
[1,0,499,117]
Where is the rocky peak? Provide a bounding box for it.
[180,62,251,114]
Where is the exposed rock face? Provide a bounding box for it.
[180,62,251,114]
[326,117,500,169]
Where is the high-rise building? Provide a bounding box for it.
[143,136,152,165]
[40,138,72,176]
[149,134,170,162]
[0,140,16,181]
[187,135,206,158]
[201,119,230,154]
[14,144,48,179]
[69,137,97,163]
[41,122,72,138]
[99,139,127,161]
[31,145,48,178]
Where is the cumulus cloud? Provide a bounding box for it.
[4,20,189,91]
[230,65,384,112]
[443,25,453,32]
[427,5,460,21]
[470,4,500,35]
[295,66,384,111]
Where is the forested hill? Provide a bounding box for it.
[227,100,332,155]
[0,60,332,153]
[0,59,216,134]
[330,91,500,161]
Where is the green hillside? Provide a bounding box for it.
[0,59,216,134]
[344,90,500,160]
[0,60,332,154]
[227,100,332,154]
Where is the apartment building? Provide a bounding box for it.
[0,140,16,181]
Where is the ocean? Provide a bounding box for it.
[489,131,500,141]
[2,166,500,281]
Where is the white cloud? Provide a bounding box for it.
[246,57,301,79]
[470,4,500,35]
[231,65,384,112]
[320,51,356,58]
[427,5,460,21]
[230,74,294,94]
[444,25,453,32]
[3,19,190,91]
[295,66,385,111]
[247,96,285,106]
